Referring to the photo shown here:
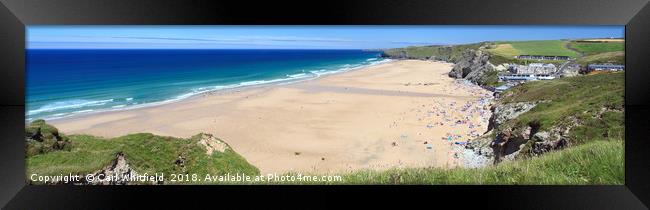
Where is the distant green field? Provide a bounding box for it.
[489,40,579,58]
[385,40,584,66]
[576,51,625,65]
[386,40,624,66]
[570,42,624,55]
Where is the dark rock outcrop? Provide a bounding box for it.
[29,152,138,185]
[467,100,577,164]
[463,70,624,167]
[486,102,538,132]
[489,128,533,164]
[380,50,412,59]
[561,63,580,77]
[25,119,71,157]
[466,101,579,164]
[465,130,496,158]
[531,130,568,154]
[448,49,496,85]
[86,152,137,185]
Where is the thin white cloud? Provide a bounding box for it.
[238,36,355,42]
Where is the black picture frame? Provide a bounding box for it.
[1,0,649,209]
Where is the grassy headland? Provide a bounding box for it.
[26,121,259,184]
[498,72,624,140]
[381,43,482,61]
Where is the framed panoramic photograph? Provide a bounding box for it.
[22,25,625,184]
[1,0,649,209]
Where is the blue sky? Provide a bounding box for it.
[27,26,624,49]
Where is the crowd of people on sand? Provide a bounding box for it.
[388,79,494,168]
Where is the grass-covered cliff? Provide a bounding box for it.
[465,72,623,168]
[498,72,624,139]
[26,120,259,184]
[381,43,483,62]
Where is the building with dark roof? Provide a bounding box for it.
[587,64,624,71]
[509,63,557,75]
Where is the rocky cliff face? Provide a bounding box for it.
[447,49,496,86]
[561,63,580,77]
[31,152,139,185]
[466,100,575,164]
[86,152,138,185]
[486,102,539,132]
[198,133,228,155]
[381,44,499,86]
[380,50,410,59]
[25,120,71,157]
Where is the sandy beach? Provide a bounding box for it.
[49,60,493,174]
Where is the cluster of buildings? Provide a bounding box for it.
[587,63,624,72]
[498,63,557,82]
[509,63,557,75]
[494,63,557,94]
[494,54,624,94]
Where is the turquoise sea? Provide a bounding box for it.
[26,49,388,121]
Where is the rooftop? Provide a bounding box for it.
[588,64,624,67]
